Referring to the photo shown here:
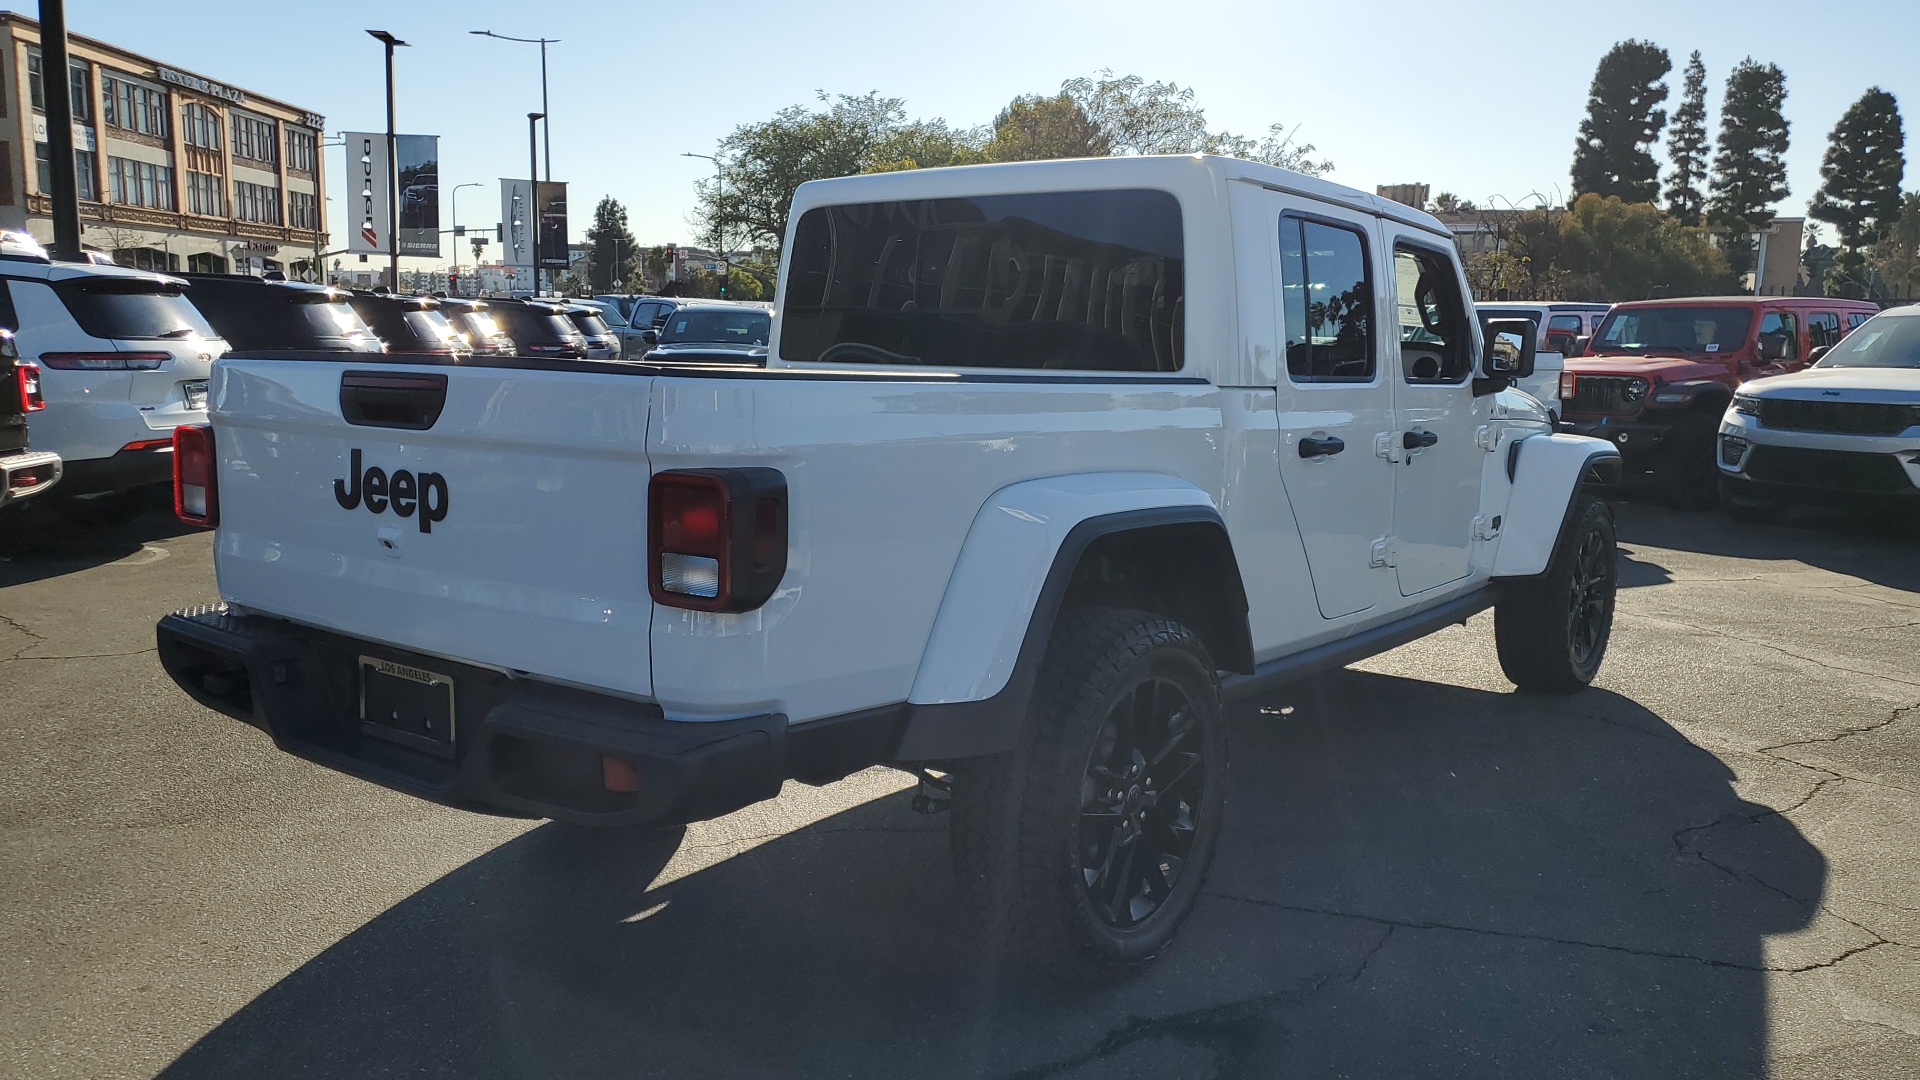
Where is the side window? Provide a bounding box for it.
[1391,245,1471,384]
[1757,311,1798,361]
[0,281,17,332]
[1807,312,1841,349]
[1547,314,1584,335]
[1846,311,1871,332]
[1281,217,1374,382]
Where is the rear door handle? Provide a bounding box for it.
[1299,436,1346,458]
[1402,430,1439,450]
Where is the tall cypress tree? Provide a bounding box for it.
[1809,88,1905,254]
[1570,40,1672,203]
[584,197,638,294]
[1664,52,1710,222]
[1707,59,1790,276]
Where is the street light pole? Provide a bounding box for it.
[471,30,559,180]
[40,0,82,261]
[366,30,409,291]
[450,181,480,294]
[528,113,544,296]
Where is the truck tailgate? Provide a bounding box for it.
[212,359,656,696]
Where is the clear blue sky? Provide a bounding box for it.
[60,0,1920,268]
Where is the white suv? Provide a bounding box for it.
[1719,304,1920,520]
[0,232,227,524]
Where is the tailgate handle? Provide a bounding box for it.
[339,371,448,431]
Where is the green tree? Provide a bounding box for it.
[1664,51,1710,222]
[1568,193,1737,300]
[1429,192,1478,215]
[583,196,638,294]
[1061,70,1331,175]
[1808,88,1905,264]
[1864,191,1920,299]
[864,118,987,173]
[1570,40,1671,203]
[984,93,1110,162]
[1707,59,1791,277]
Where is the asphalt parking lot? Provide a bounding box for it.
[2,498,1916,1079]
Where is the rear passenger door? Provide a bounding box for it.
[1268,196,1398,620]
[1385,231,1487,596]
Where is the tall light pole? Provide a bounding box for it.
[528,113,544,296]
[450,181,480,293]
[40,0,82,260]
[366,30,409,290]
[683,152,725,297]
[471,30,558,181]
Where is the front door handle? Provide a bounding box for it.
[1299,435,1346,458]
[1402,430,1439,450]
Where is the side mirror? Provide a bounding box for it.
[1481,317,1536,380]
[1806,344,1831,363]
[641,329,658,346]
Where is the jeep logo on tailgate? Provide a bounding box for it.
[334,448,449,533]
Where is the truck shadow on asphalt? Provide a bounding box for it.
[1613,500,1920,595]
[159,672,1824,1079]
[0,503,200,588]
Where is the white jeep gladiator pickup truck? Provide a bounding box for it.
[157,156,1620,978]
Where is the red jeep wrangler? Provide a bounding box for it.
[1559,296,1879,506]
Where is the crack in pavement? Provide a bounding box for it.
[0,611,48,661]
[0,646,158,663]
[1618,612,1920,689]
[1206,891,1913,975]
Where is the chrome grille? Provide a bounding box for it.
[1757,398,1915,437]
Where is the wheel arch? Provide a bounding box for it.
[895,473,1252,761]
[1492,432,1621,579]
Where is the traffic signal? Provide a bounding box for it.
[448,271,459,292]
[718,263,727,297]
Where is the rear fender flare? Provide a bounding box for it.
[896,473,1248,761]
[1492,433,1620,578]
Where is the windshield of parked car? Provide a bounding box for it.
[1814,314,1920,368]
[1592,306,1752,353]
[52,278,218,341]
[659,309,770,346]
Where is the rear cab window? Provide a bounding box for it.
[52,276,216,341]
[1807,312,1842,349]
[781,188,1184,371]
[662,310,769,345]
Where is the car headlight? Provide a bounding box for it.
[1733,393,1762,415]
[1621,377,1649,403]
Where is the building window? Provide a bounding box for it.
[285,127,316,174]
[27,51,92,122]
[233,180,280,224]
[115,247,179,273]
[37,144,99,200]
[102,73,167,138]
[187,252,227,274]
[182,103,221,152]
[231,112,276,166]
[107,156,175,209]
[186,171,223,216]
[287,189,318,230]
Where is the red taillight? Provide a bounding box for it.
[121,437,174,452]
[1560,371,1576,399]
[14,361,42,411]
[647,468,788,613]
[173,424,217,527]
[39,352,171,370]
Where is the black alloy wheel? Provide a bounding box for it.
[1078,677,1206,929]
[1566,525,1613,670]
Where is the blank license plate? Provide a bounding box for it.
[183,380,209,411]
[359,656,455,758]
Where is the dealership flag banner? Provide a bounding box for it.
[535,181,569,271]
[395,135,440,257]
[345,132,390,255]
[500,179,534,268]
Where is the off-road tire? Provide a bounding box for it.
[948,607,1228,981]
[49,487,152,527]
[1495,494,1617,694]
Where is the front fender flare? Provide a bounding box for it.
[895,472,1234,761]
[1493,432,1620,578]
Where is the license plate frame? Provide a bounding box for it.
[183,380,209,412]
[358,655,456,758]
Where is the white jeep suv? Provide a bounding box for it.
[0,232,227,523]
[1719,304,1920,520]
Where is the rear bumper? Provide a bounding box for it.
[156,607,903,827]
[57,445,173,497]
[0,449,62,506]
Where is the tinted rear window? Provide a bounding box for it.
[661,309,770,345]
[497,306,577,341]
[53,279,217,341]
[780,188,1184,371]
[570,312,613,337]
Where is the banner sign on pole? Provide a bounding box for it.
[535,181,569,271]
[345,131,389,255]
[395,134,440,257]
[500,179,534,269]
